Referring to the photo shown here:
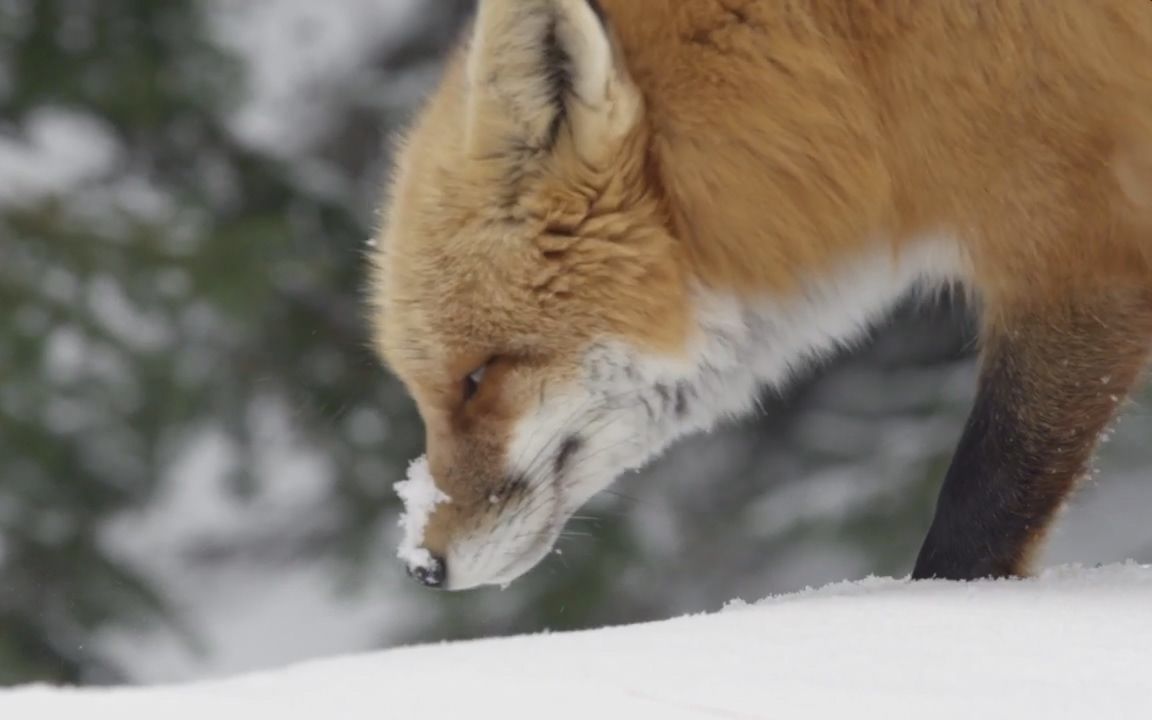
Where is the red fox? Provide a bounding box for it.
[369,0,1152,590]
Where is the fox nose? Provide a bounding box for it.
[406,554,446,589]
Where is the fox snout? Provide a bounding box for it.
[396,449,568,591]
[406,553,446,589]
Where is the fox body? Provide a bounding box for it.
[370,0,1152,590]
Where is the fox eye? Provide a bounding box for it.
[463,365,487,402]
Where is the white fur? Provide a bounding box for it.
[443,238,965,589]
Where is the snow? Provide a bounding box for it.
[5,563,1151,718]
[393,455,449,567]
[0,107,119,203]
[209,0,422,157]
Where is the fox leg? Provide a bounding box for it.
[912,287,1152,580]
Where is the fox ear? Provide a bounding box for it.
[464,0,641,164]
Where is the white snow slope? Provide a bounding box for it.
[4,563,1151,719]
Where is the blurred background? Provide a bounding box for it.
[2,0,1151,688]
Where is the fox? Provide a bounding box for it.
[369,0,1152,591]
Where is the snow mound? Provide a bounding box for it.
[4,563,1152,719]
[393,455,449,567]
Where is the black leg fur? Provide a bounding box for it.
[914,292,1152,580]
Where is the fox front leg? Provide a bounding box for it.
[913,289,1152,580]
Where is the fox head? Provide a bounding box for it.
[370,0,697,590]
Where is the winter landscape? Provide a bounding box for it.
[3,0,1152,715]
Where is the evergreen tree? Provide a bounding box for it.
[0,0,436,683]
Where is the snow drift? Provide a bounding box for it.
[3,563,1151,719]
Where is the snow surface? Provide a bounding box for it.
[393,455,449,568]
[6,563,1152,719]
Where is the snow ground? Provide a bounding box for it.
[6,564,1151,719]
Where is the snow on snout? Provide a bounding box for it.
[394,456,450,567]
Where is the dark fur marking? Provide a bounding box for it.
[913,359,1034,580]
[554,435,583,475]
[492,472,531,515]
[914,296,1152,581]
[725,6,749,24]
[654,383,672,412]
[541,18,572,150]
[687,30,713,47]
[586,0,608,29]
[506,475,530,495]
[674,382,691,418]
[639,395,656,422]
